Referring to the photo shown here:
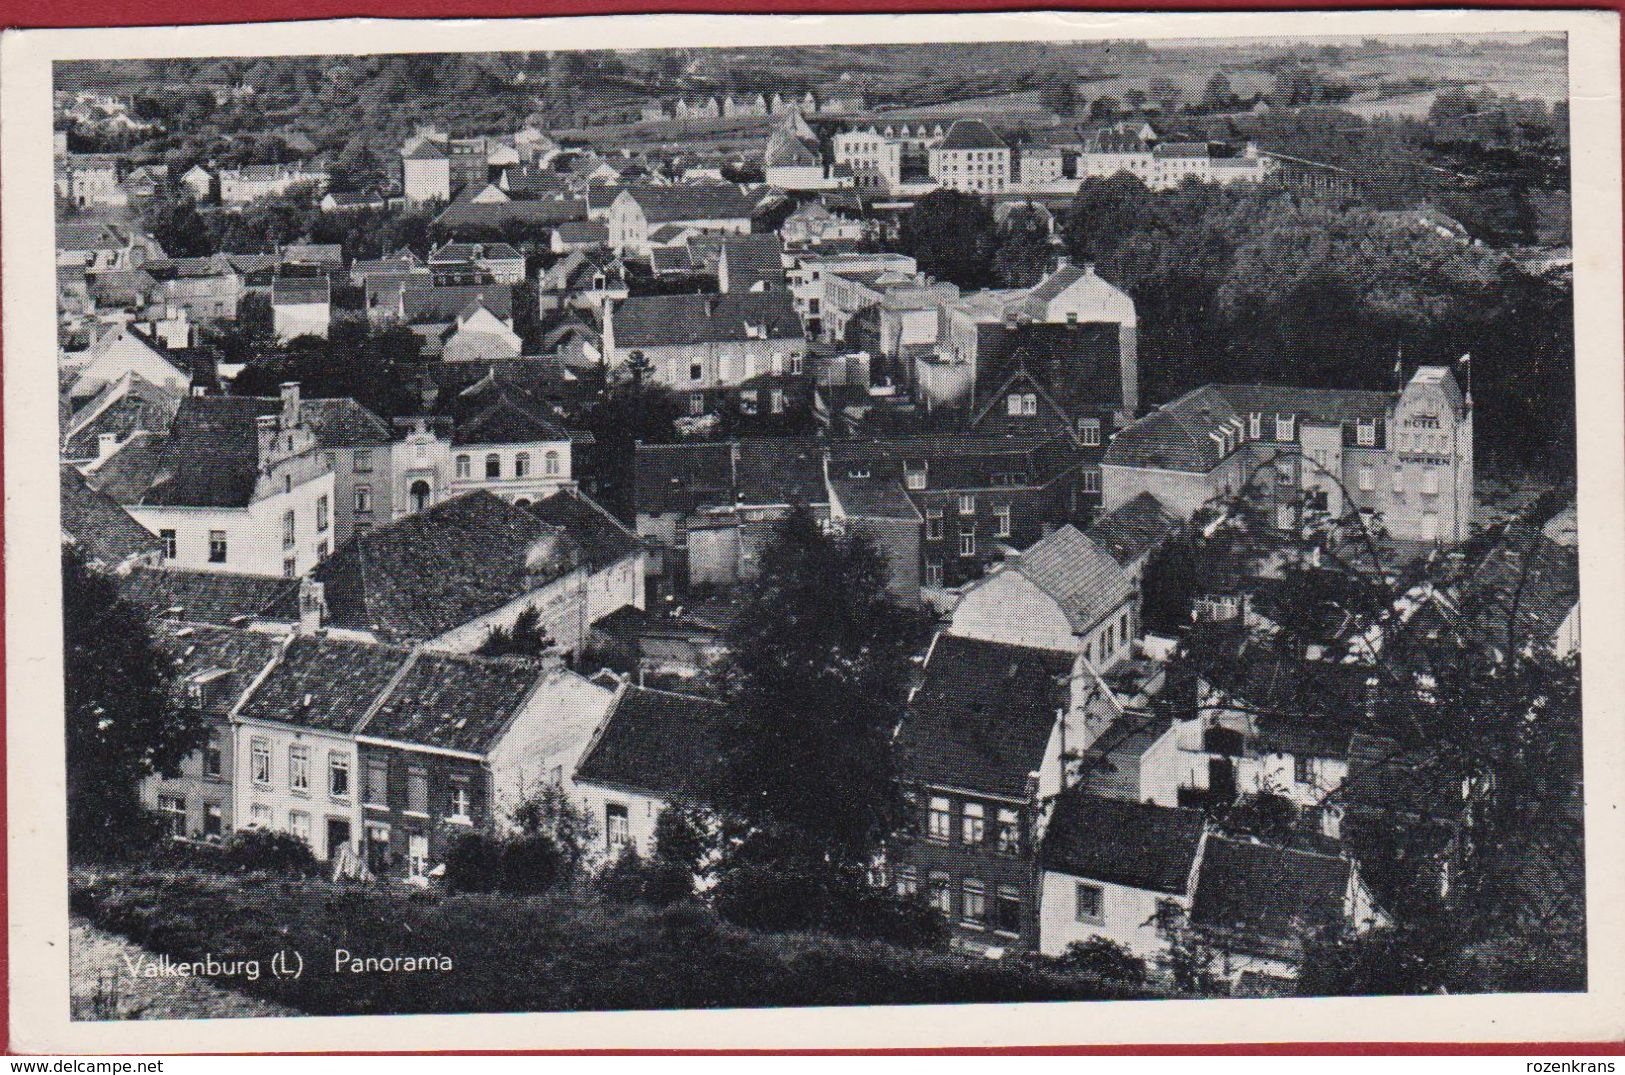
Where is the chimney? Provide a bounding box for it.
[298,578,326,634]
[97,432,119,462]
[280,382,301,428]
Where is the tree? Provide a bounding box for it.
[509,782,599,877]
[711,507,932,871]
[992,205,1054,288]
[63,547,200,857]
[581,377,682,523]
[1040,76,1077,118]
[1201,71,1238,112]
[897,189,998,290]
[476,608,555,658]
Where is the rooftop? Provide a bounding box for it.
[1010,525,1135,633]
[1040,790,1206,895]
[574,685,729,799]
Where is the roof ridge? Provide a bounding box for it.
[351,648,422,737]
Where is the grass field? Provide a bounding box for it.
[70,868,1163,1018]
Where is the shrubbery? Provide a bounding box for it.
[441,830,566,895]
[711,865,948,949]
[220,829,318,876]
[1055,937,1150,986]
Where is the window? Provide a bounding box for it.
[928,872,952,915]
[1249,412,1262,440]
[905,467,927,491]
[203,733,223,778]
[250,803,273,829]
[959,530,976,558]
[282,557,297,579]
[208,530,228,564]
[328,752,351,799]
[282,510,296,549]
[251,738,271,785]
[1393,466,1405,494]
[896,866,918,898]
[996,808,1021,854]
[995,886,1022,936]
[790,352,805,375]
[203,802,223,838]
[288,810,310,845]
[353,450,373,473]
[1358,465,1374,492]
[927,796,952,843]
[485,454,501,479]
[1075,882,1105,924]
[354,484,373,514]
[1294,755,1314,786]
[1424,468,1440,496]
[158,795,187,838]
[961,802,985,846]
[316,539,329,562]
[288,744,310,793]
[545,450,560,476]
[689,361,704,382]
[1082,468,1101,494]
[449,783,472,823]
[1079,418,1101,446]
[925,561,944,588]
[316,495,330,532]
[455,455,471,479]
[1357,420,1376,446]
[1006,393,1024,416]
[925,510,944,540]
[958,494,976,515]
[961,879,986,926]
[691,392,708,416]
[606,803,630,849]
[515,452,531,478]
[770,389,785,414]
[284,475,292,494]
[407,768,429,814]
[364,759,388,806]
[408,833,429,880]
[994,506,1011,538]
[160,529,176,560]
[1276,415,1296,442]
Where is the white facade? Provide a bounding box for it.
[929,146,1011,194]
[1038,869,1193,963]
[273,299,331,342]
[233,717,361,861]
[832,130,902,193]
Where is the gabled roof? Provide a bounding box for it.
[524,490,643,571]
[1088,492,1180,567]
[1011,525,1135,633]
[610,291,802,349]
[432,197,587,232]
[620,184,756,224]
[1040,790,1206,894]
[151,621,286,719]
[938,119,1008,152]
[117,566,292,626]
[271,276,330,305]
[634,438,827,516]
[80,430,166,503]
[1191,836,1352,962]
[553,219,609,244]
[238,634,412,734]
[400,283,513,324]
[720,234,786,293]
[60,465,161,566]
[829,478,923,522]
[1023,263,1136,323]
[443,374,572,446]
[897,633,1073,799]
[574,685,729,799]
[275,491,583,642]
[139,396,287,509]
[300,397,391,448]
[58,221,132,252]
[357,651,548,754]
[62,371,183,460]
[971,321,1128,421]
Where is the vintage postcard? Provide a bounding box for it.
[3,7,1622,1054]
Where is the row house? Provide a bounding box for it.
[1101,366,1474,545]
[56,154,122,207]
[786,251,916,336]
[427,241,527,285]
[100,385,335,578]
[279,488,644,657]
[302,396,396,545]
[573,684,728,860]
[831,129,903,193]
[218,162,330,205]
[603,291,810,420]
[142,257,243,322]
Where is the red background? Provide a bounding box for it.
[3,0,1621,1054]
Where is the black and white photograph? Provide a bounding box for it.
[4,7,1622,1052]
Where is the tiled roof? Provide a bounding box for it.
[1023,263,1136,323]
[1344,731,1460,822]
[58,222,130,251]
[1040,790,1206,894]
[151,621,286,719]
[634,441,734,516]
[400,283,513,324]
[238,634,412,734]
[1191,836,1352,962]
[524,490,643,571]
[1088,492,1180,567]
[359,651,546,754]
[279,491,582,642]
[282,244,343,266]
[117,566,293,626]
[60,466,161,566]
[1011,525,1134,633]
[271,277,330,305]
[574,685,729,798]
[140,396,285,509]
[300,397,391,448]
[609,291,802,349]
[81,430,166,503]
[1206,656,1370,761]
[433,197,587,232]
[649,247,696,275]
[720,234,786,293]
[443,375,572,446]
[829,478,922,522]
[896,633,1073,799]
[553,219,608,244]
[62,372,182,461]
[971,321,1128,421]
[1458,526,1579,652]
[938,119,1008,152]
[622,184,756,224]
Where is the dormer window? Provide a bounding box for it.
[1276,415,1296,442]
[905,466,927,491]
[1249,412,1262,440]
[1357,419,1376,446]
[1079,418,1101,446]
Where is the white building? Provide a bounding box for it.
[929,119,1011,195]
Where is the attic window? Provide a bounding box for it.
[1276,415,1296,442]
[1358,419,1377,446]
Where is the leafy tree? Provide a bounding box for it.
[509,782,599,877]
[992,204,1054,288]
[581,377,682,522]
[712,506,933,871]
[1056,937,1149,986]
[1088,95,1122,123]
[1201,71,1238,112]
[62,547,199,858]
[1040,76,1077,118]
[477,608,555,658]
[897,189,998,290]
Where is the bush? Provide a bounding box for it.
[1056,937,1149,986]
[443,830,566,895]
[221,829,318,876]
[441,831,505,894]
[711,866,948,949]
[599,847,695,907]
[500,833,566,893]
